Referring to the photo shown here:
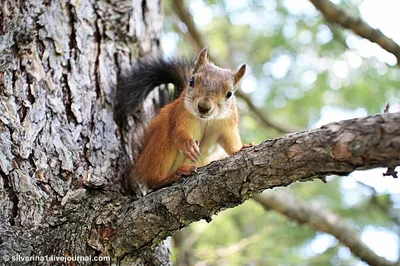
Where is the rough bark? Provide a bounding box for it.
[0,0,168,265]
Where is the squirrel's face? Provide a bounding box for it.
[184,48,246,121]
[184,68,237,120]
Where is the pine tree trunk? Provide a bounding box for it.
[0,0,169,264]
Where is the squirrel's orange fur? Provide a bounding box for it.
[134,48,247,189]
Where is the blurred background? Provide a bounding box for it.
[161,0,400,265]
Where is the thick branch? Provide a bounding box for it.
[309,0,400,66]
[253,192,396,266]
[106,112,400,257]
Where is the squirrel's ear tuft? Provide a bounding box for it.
[234,64,246,84]
[193,47,209,73]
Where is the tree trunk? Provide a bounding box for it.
[0,0,169,264]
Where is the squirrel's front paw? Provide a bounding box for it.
[176,165,197,176]
[233,142,256,155]
[181,139,201,162]
[241,142,256,149]
[171,165,198,183]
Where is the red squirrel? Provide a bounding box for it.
[116,47,249,189]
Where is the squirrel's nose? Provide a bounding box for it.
[198,100,212,114]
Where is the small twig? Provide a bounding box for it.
[383,167,398,179]
[309,0,400,66]
[383,103,390,113]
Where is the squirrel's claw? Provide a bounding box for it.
[232,142,256,155]
[194,140,201,156]
[182,139,201,162]
[175,165,197,177]
[190,167,198,174]
[241,142,256,149]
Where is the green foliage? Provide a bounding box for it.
[163,0,400,264]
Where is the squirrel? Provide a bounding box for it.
[116,47,249,189]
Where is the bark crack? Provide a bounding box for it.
[67,3,77,62]
[61,73,78,126]
[94,10,102,100]
[1,169,19,226]
[141,0,148,28]
[0,0,7,34]
[114,52,120,84]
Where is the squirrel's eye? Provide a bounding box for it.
[226,90,233,98]
[189,76,195,87]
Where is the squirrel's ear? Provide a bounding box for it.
[193,47,209,73]
[234,64,246,84]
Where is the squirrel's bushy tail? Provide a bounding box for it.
[115,57,193,125]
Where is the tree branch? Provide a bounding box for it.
[4,112,399,262]
[309,0,400,66]
[170,0,205,52]
[235,90,299,133]
[253,191,396,266]
[105,112,400,258]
